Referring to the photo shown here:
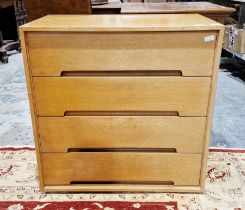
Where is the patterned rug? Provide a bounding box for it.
[0,148,244,210]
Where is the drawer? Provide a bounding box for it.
[38,116,206,153]
[33,77,211,116]
[42,152,202,186]
[27,31,217,76]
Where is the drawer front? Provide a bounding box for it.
[42,153,202,186]
[27,31,217,76]
[38,116,206,153]
[33,77,211,116]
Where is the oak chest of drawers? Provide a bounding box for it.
[20,14,224,193]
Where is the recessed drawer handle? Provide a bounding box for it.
[64,111,179,117]
[69,181,175,185]
[67,148,177,153]
[60,70,182,77]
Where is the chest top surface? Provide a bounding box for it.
[20,14,223,32]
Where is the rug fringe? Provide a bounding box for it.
[0,147,35,151]
[209,148,245,153]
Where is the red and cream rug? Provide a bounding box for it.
[0,148,244,210]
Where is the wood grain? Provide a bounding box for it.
[19,14,223,32]
[200,27,225,191]
[38,116,206,153]
[44,185,202,193]
[42,152,202,186]
[19,30,45,190]
[27,31,217,76]
[19,14,224,192]
[24,0,91,22]
[121,2,235,14]
[33,77,211,117]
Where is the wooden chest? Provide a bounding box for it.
[20,14,224,193]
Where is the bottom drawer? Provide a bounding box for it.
[42,152,202,186]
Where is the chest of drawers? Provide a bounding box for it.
[20,14,224,193]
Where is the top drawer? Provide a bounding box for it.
[26,31,217,76]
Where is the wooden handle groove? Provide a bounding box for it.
[69,181,175,185]
[61,70,182,77]
[64,111,179,116]
[67,148,177,153]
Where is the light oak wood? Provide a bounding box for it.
[20,15,225,192]
[19,30,44,189]
[33,77,211,117]
[44,185,203,193]
[26,31,217,76]
[19,14,223,32]
[42,152,202,186]
[20,14,223,32]
[200,28,225,191]
[38,116,206,153]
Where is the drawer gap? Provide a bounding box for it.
[67,148,177,153]
[69,181,174,185]
[61,70,182,77]
[64,111,179,116]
